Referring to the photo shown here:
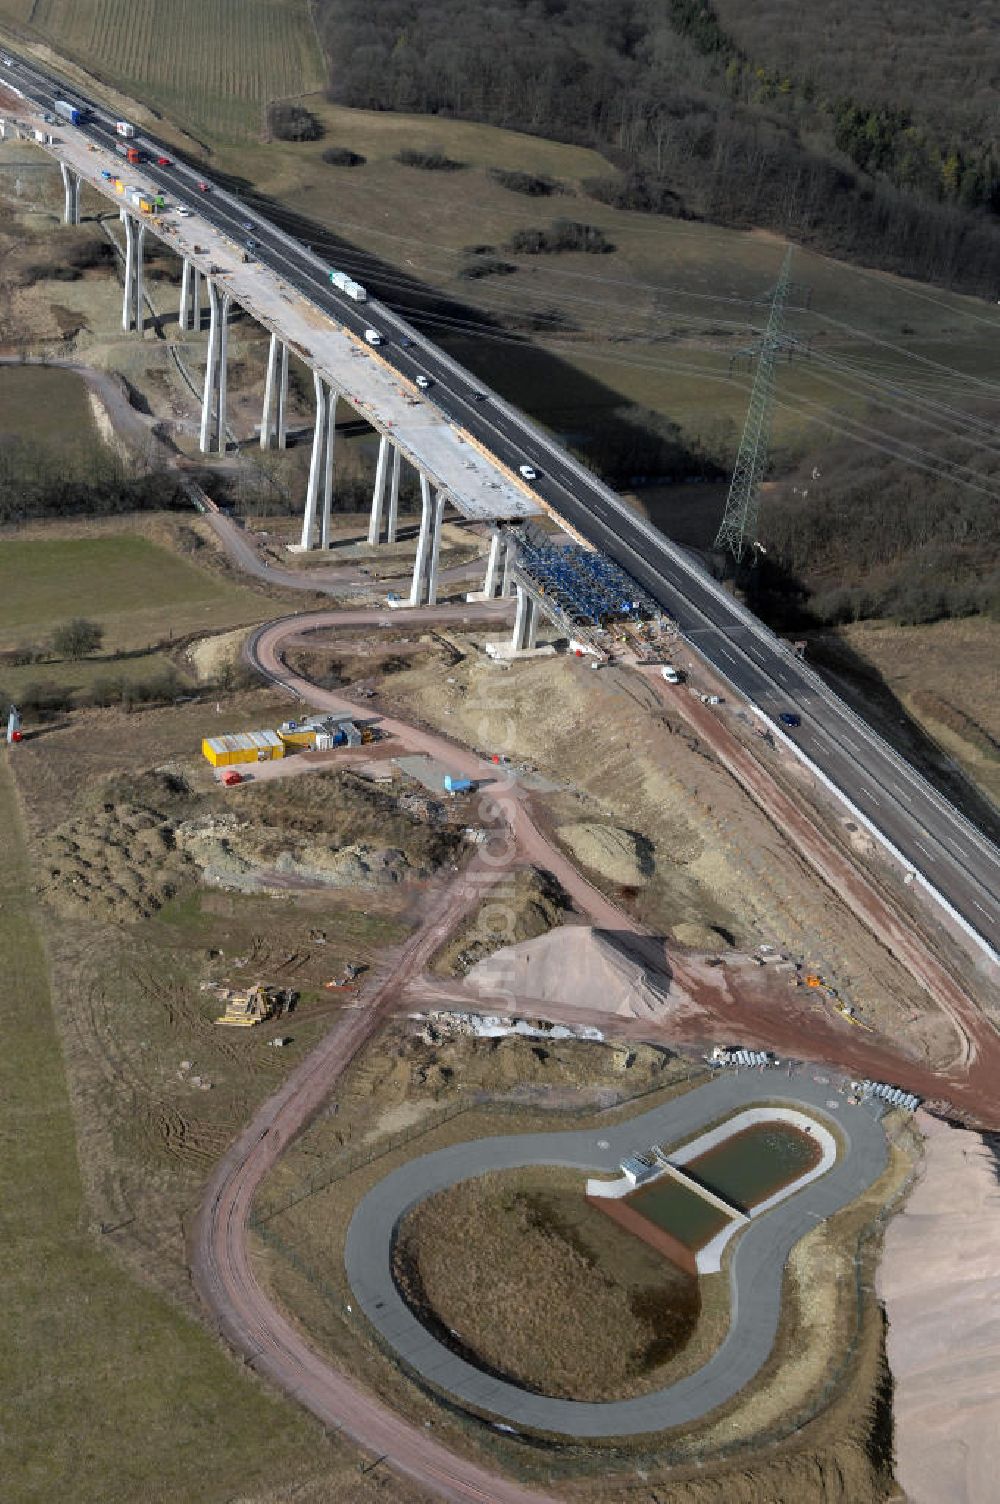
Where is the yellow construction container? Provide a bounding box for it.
[277,725,317,750]
[202,729,285,767]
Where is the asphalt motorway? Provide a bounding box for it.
[5,51,999,961]
[345,1069,889,1437]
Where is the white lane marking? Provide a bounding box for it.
[717,647,736,664]
[894,787,912,804]
[861,786,879,806]
[973,901,989,915]
[915,841,936,861]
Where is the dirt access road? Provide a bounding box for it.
[193,857,560,1504]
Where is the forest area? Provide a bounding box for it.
[315,0,1000,295]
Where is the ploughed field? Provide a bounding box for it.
[0,0,324,140]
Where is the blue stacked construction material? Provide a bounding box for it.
[516,540,659,626]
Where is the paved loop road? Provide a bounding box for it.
[345,1070,887,1437]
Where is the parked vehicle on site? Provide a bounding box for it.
[778,711,801,727]
[115,120,136,138]
[176,206,191,217]
[519,463,538,480]
[54,100,87,126]
[443,774,473,794]
[660,665,684,684]
[221,768,243,787]
[364,327,382,345]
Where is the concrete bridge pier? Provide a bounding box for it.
[299,371,337,550]
[386,444,402,544]
[178,258,202,332]
[468,528,517,602]
[199,280,232,454]
[119,209,145,333]
[178,259,191,330]
[409,476,447,607]
[260,333,289,450]
[512,582,540,651]
[59,161,81,225]
[367,434,392,545]
[502,536,517,595]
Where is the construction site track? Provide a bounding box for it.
[192,596,1000,1502]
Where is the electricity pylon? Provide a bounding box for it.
[714,246,794,564]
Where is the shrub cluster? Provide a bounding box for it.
[268,102,323,142]
[394,147,464,171]
[321,145,366,166]
[458,256,518,279]
[488,167,563,196]
[506,220,614,255]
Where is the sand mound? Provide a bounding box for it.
[557,822,653,886]
[465,925,673,1019]
[878,1113,1000,1504]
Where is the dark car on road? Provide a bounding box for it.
[778,712,801,727]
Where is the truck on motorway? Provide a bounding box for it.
[330,267,367,302]
[115,120,136,138]
[116,141,141,164]
[54,99,86,126]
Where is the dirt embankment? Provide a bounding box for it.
[386,647,948,1058]
[33,764,469,919]
[878,1112,1000,1504]
[432,864,572,975]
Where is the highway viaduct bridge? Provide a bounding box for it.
[1,50,998,975]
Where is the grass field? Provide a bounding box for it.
[212,95,1000,462]
[0,0,324,140]
[0,365,97,452]
[0,755,376,1504]
[0,535,271,650]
